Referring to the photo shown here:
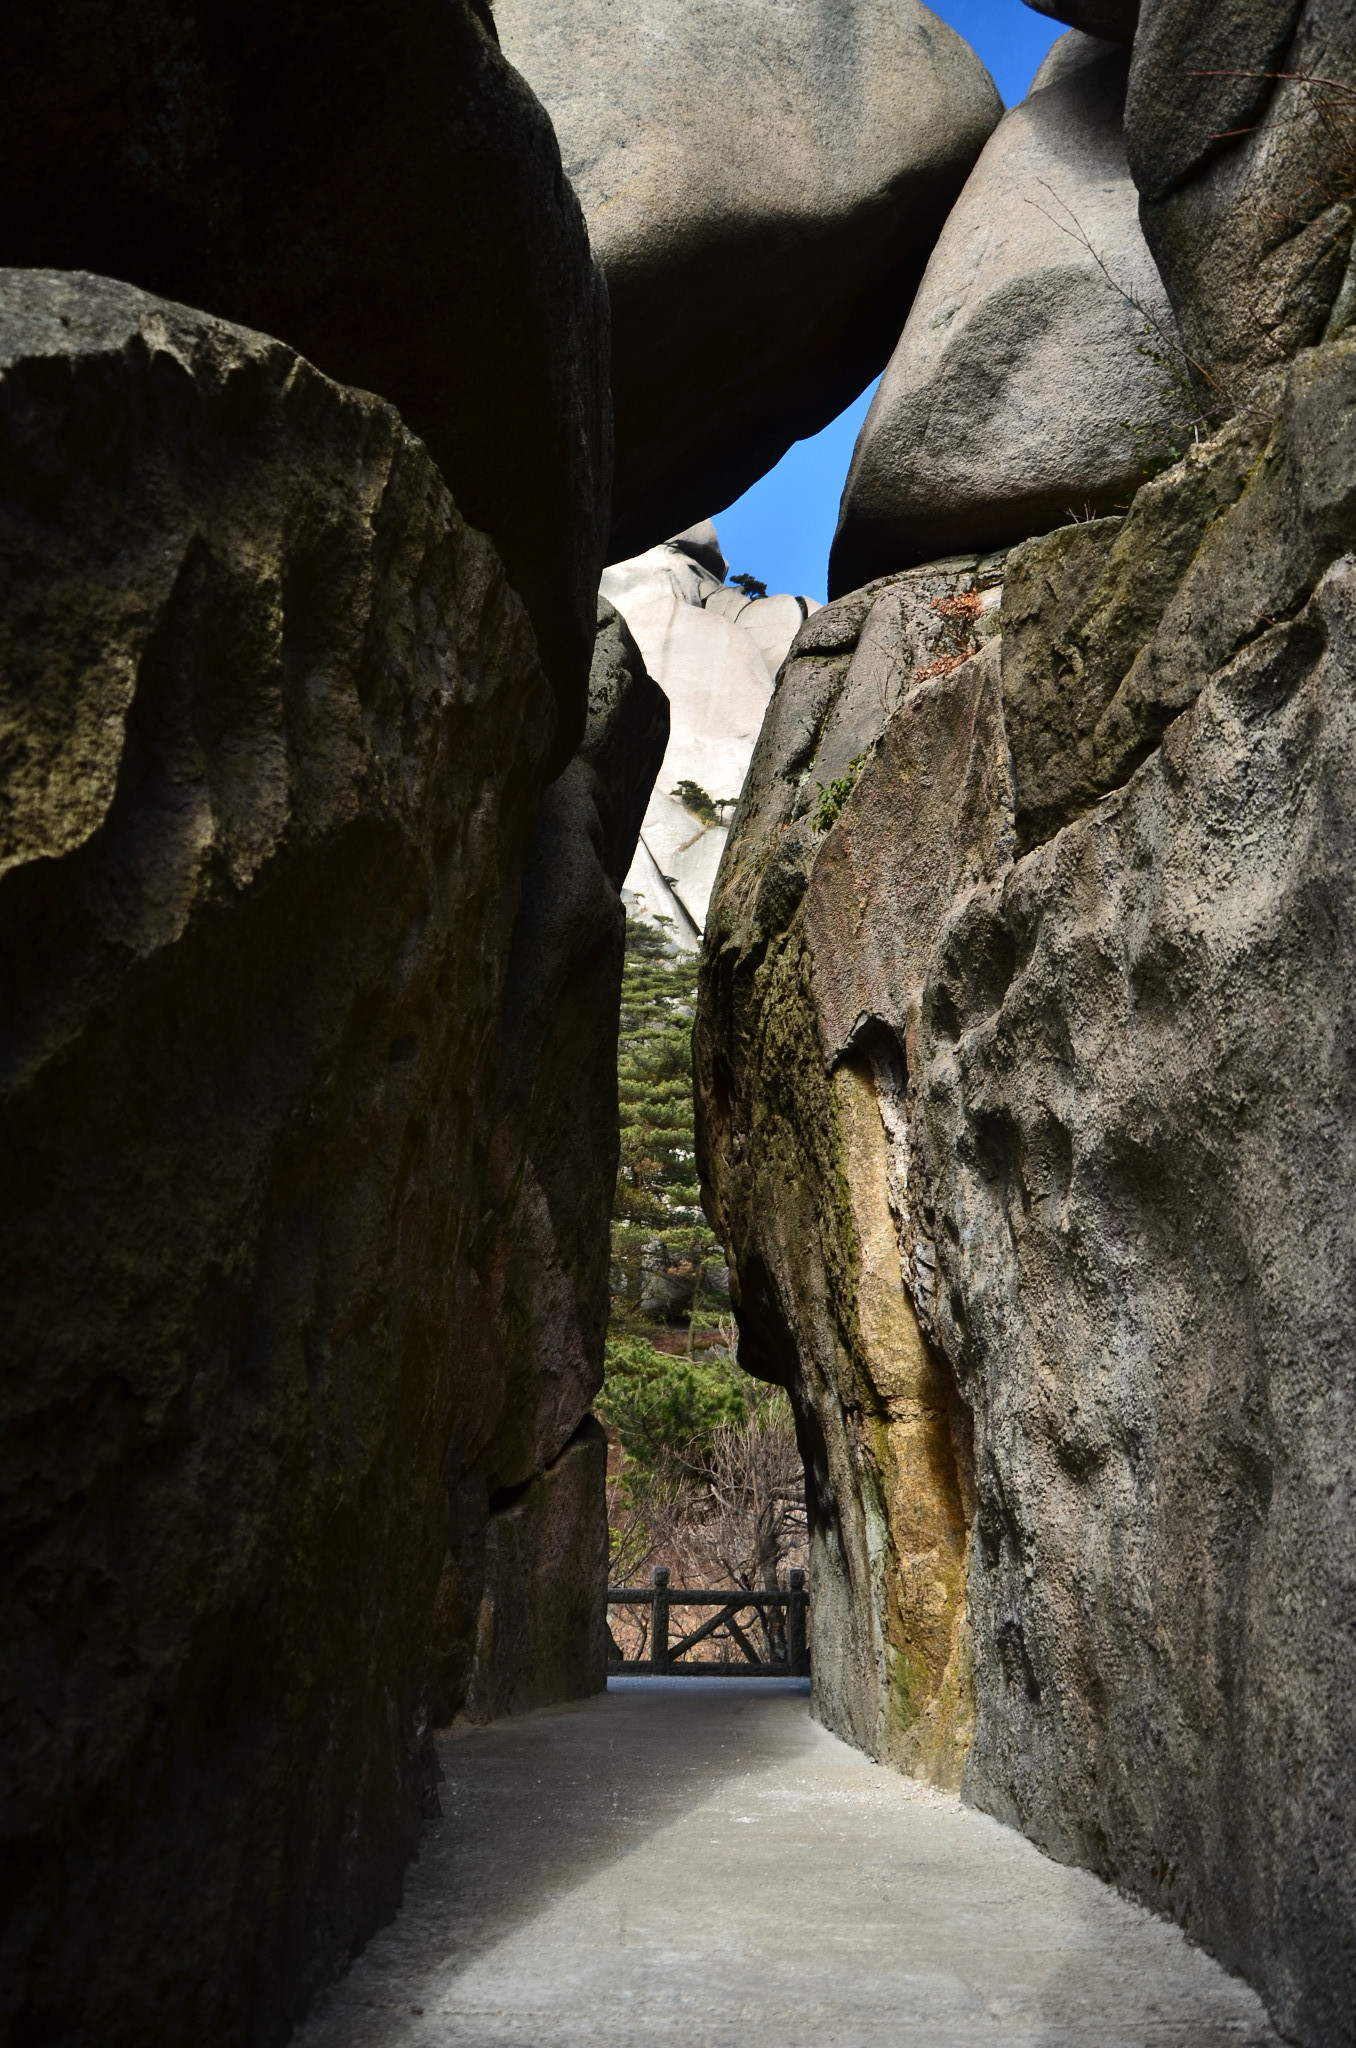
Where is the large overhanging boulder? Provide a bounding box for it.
[494,0,1002,562]
[0,0,611,761]
[1022,0,1139,43]
[830,32,1178,596]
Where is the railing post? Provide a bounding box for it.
[650,1566,670,1675]
[788,1568,808,1676]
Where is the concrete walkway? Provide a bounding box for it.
[296,1679,1280,2048]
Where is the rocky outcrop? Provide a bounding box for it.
[1127,0,1356,401]
[0,269,563,2047]
[602,526,819,941]
[494,0,1001,559]
[1023,0,1138,42]
[830,33,1178,595]
[461,1419,611,1722]
[0,0,611,755]
[697,333,1356,2044]
[428,599,668,1724]
[695,553,1006,1783]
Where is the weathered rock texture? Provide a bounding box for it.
[0,270,561,2047]
[461,1418,611,1723]
[429,599,668,1724]
[494,0,1001,560]
[604,526,819,941]
[1127,0,1356,400]
[697,332,1356,2045]
[696,553,1006,1784]
[831,34,1178,595]
[0,0,611,754]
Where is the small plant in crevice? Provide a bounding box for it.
[812,753,866,833]
[729,571,768,599]
[931,589,985,626]
[914,587,983,683]
[913,651,973,684]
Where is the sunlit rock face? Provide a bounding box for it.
[602,524,820,944]
[694,551,1009,1789]
[830,30,1177,595]
[697,334,1356,2046]
[495,0,1002,562]
[1127,0,1356,401]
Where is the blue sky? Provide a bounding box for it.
[712,0,1064,602]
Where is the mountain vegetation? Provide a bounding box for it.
[600,919,806,1623]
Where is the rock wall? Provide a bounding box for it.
[697,336,1356,2043]
[1128,0,1356,400]
[429,599,668,1725]
[695,555,1006,1782]
[461,1418,612,1723]
[0,0,612,759]
[0,270,573,2045]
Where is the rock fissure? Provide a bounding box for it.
[5,6,1356,2045]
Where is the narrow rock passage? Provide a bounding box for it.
[296,1681,1280,2048]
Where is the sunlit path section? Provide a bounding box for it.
[296,1681,1279,2048]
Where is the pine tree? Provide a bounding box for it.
[609,918,724,1334]
[600,920,807,1602]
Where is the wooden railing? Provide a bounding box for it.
[607,1567,809,1677]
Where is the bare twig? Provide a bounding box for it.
[1025,181,1228,401]
[1188,69,1356,101]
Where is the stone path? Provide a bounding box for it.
[296,1678,1281,2048]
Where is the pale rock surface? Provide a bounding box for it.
[494,0,1002,560]
[603,529,818,942]
[830,35,1178,596]
[698,336,1356,2047]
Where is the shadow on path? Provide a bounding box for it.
[296,1678,1280,2048]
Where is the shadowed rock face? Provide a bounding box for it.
[0,271,558,2048]
[494,0,1001,561]
[481,598,670,1493]
[461,1417,612,1723]
[830,34,1177,596]
[697,335,1356,2045]
[1127,0,1356,398]
[426,599,668,1727]
[0,0,611,760]
[1023,0,1138,43]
